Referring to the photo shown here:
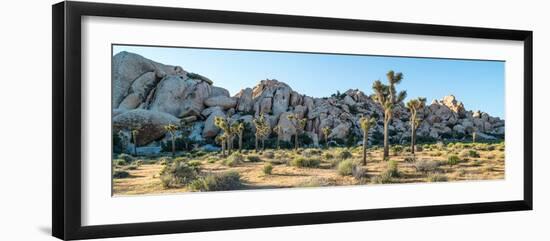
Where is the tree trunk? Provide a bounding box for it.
[295,133,299,150]
[262,139,265,150]
[362,133,367,165]
[325,136,328,149]
[227,137,232,155]
[133,133,137,156]
[255,135,259,152]
[238,134,243,152]
[171,134,175,157]
[222,141,226,157]
[383,119,389,160]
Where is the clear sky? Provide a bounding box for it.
[113,45,505,118]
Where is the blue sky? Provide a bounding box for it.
[113,45,505,118]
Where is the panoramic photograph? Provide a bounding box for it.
[111,45,505,196]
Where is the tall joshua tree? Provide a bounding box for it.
[234,122,245,152]
[131,129,139,156]
[273,125,283,149]
[322,126,331,149]
[359,116,376,166]
[214,116,233,154]
[472,131,477,143]
[163,123,179,157]
[215,134,227,157]
[406,97,426,155]
[372,70,407,160]
[287,114,307,150]
[253,114,270,152]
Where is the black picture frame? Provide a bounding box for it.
[52,1,533,240]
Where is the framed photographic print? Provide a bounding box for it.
[52,1,533,240]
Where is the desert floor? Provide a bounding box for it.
[113,142,505,195]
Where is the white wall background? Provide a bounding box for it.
[0,0,547,240]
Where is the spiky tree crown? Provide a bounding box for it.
[359,116,376,132]
[372,70,407,112]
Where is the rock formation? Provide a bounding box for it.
[112,52,505,153]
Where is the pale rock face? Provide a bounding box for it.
[307,131,320,147]
[343,95,356,106]
[453,124,466,134]
[113,109,180,146]
[210,86,230,97]
[202,108,225,138]
[441,95,465,115]
[290,91,302,107]
[149,76,211,117]
[204,96,237,109]
[257,97,272,116]
[329,123,351,139]
[201,106,223,118]
[277,112,297,142]
[293,105,307,119]
[235,88,253,113]
[118,72,158,110]
[272,86,291,117]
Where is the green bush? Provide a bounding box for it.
[337,160,356,176]
[371,171,398,184]
[113,159,127,166]
[427,174,448,182]
[387,160,399,177]
[188,171,242,191]
[132,160,144,166]
[337,150,353,160]
[322,152,334,160]
[160,161,200,188]
[246,155,262,162]
[117,153,135,163]
[391,145,403,155]
[468,150,480,158]
[113,169,130,179]
[125,164,138,170]
[223,153,244,166]
[291,157,321,168]
[262,163,273,175]
[447,155,460,166]
[303,149,322,157]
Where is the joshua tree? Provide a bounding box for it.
[322,126,331,148]
[287,114,307,150]
[163,123,179,157]
[406,97,427,155]
[359,116,376,166]
[472,131,477,143]
[372,70,407,159]
[131,129,139,156]
[234,122,245,152]
[179,119,194,151]
[273,125,283,149]
[253,114,270,151]
[214,116,233,154]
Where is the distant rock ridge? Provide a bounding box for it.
[112,51,505,151]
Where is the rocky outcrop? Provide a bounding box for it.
[204,96,237,109]
[112,51,505,151]
[113,109,179,146]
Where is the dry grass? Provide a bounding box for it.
[113,141,505,196]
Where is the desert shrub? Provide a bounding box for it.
[113,169,130,178]
[322,152,334,160]
[157,159,168,165]
[246,155,262,162]
[303,149,322,157]
[387,160,399,177]
[427,174,448,182]
[459,149,470,158]
[206,157,218,163]
[263,151,275,159]
[132,160,144,166]
[291,157,321,168]
[160,161,200,188]
[434,142,445,150]
[447,155,460,166]
[457,168,466,176]
[337,150,353,160]
[187,160,202,168]
[415,145,423,152]
[262,163,273,175]
[352,165,368,179]
[414,160,440,173]
[430,151,443,157]
[223,153,244,166]
[298,177,330,187]
[454,143,464,149]
[125,164,138,170]
[422,144,431,151]
[447,143,455,149]
[473,159,484,166]
[113,159,127,166]
[371,171,398,184]
[337,160,356,176]
[404,157,416,163]
[117,153,135,163]
[391,145,403,155]
[468,150,480,158]
[188,171,242,191]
